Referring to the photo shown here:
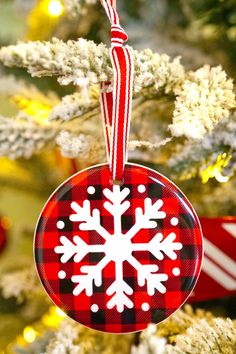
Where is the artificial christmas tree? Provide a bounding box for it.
[0,0,235,353]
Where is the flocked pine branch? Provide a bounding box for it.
[49,88,99,121]
[0,38,185,95]
[0,39,235,140]
[44,318,81,354]
[169,112,236,180]
[62,0,97,17]
[50,65,235,140]
[0,74,59,125]
[0,114,58,159]
[13,305,236,354]
[166,318,236,354]
[0,74,58,106]
[43,317,133,354]
[0,114,103,161]
[169,65,235,139]
[0,268,42,303]
[56,130,93,158]
[0,74,37,96]
[132,306,236,354]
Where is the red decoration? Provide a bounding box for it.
[34,0,203,334]
[190,217,236,302]
[0,217,8,255]
[34,163,203,333]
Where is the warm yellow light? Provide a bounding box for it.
[42,306,65,327]
[23,326,37,343]
[215,171,229,183]
[56,307,66,317]
[11,96,52,124]
[48,0,64,17]
[200,153,231,184]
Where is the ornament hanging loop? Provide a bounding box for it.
[100,0,134,183]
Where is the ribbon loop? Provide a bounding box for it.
[111,25,128,47]
[101,0,134,182]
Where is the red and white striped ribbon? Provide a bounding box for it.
[100,0,134,182]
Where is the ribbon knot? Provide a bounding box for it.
[111,25,128,47]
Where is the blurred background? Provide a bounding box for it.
[0,1,235,353]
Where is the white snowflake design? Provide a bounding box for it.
[54,185,183,313]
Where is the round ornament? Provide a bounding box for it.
[34,163,203,333]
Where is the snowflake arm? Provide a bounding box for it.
[72,257,110,296]
[103,186,130,215]
[126,198,166,240]
[106,261,133,313]
[69,200,110,240]
[128,256,168,295]
[132,232,183,260]
[54,235,105,263]
[103,186,130,234]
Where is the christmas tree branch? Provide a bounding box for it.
[0,114,58,159]
[0,38,185,94]
[169,112,236,180]
[12,305,236,354]
[169,65,235,139]
[0,268,43,303]
[132,306,236,354]
[0,39,235,139]
[0,112,106,161]
[49,88,99,121]
[0,74,58,106]
[62,0,97,17]
[166,318,236,354]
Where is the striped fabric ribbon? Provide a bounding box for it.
[100,0,134,182]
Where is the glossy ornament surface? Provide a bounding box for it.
[34,163,203,333]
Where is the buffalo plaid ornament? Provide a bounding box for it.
[34,163,203,333]
[34,0,203,334]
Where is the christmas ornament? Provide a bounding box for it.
[190,217,236,302]
[0,216,9,255]
[34,0,203,333]
[35,163,202,333]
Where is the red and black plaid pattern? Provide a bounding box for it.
[34,163,203,333]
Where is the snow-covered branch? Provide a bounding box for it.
[49,90,99,121]
[169,66,235,139]
[0,115,58,159]
[132,308,236,354]
[0,38,185,94]
[56,131,92,158]
[43,316,131,354]
[62,0,97,17]
[0,75,58,106]
[1,39,235,139]
[45,318,81,354]
[0,268,42,302]
[166,318,236,354]
[169,112,236,179]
